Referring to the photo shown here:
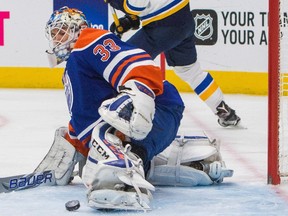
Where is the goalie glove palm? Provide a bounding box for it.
[99,80,155,140]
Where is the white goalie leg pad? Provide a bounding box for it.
[88,189,152,211]
[82,122,154,211]
[147,135,233,186]
[34,127,85,186]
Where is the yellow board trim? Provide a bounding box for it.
[165,69,268,95]
[0,67,64,89]
[0,67,269,95]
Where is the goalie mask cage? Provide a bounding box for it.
[268,0,288,184]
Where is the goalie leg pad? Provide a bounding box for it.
[82,122,154,211]
[88,189,152,211]
[34,127,85,186]
[147,135,234,186]
[148,164,213,186]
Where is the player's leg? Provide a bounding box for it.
[128,22,241,127]
[126,28,161,59]
[164,21,241,127]
[126,24,192,59]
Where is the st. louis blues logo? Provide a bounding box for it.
[194,14,214,41]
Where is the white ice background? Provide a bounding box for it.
[1,89,288,216]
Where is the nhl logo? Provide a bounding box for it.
[191,9,218,45]
[194,14,213,41]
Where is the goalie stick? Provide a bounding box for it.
[0,170,56,193]
[109,4,123,38]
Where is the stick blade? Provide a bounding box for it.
[0,170,56,193]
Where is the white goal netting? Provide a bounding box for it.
[279,0,288,180]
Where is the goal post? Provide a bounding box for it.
[268,0,288,185]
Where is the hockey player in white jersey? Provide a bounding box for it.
[104,0,241,127]
[35,6,233,211]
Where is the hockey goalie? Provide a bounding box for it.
[35,124,233,211]
[35,6,233,212]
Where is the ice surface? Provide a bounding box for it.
[1,89,288,216]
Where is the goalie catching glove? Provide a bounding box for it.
[110,14,140,36]
[99,80,155,140]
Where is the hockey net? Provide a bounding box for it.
[268,0,288,184]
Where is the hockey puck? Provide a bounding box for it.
[65,200,80,211]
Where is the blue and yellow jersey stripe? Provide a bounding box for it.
[141,0,189,26]
[122,0,189,26]
[123,0,147,15]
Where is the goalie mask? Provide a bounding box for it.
[45,6,89,66]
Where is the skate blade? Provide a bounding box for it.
[220,120,247,129]
[228,121,247,129]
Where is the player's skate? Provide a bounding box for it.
[82,122,155,211]
[216,101,242,128]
